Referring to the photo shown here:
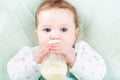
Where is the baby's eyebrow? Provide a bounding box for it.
[59,24,70,27]
[41,25,52,28]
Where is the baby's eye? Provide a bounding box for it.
[43,28,51,32]
[61,28,68,32]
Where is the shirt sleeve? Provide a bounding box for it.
[69,41,106,80]
[7,46,41,80]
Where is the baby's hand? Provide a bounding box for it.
[33,44,50,64]
[50,41,76,67]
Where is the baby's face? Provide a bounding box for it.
[36,8,79,47]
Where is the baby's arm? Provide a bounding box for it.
[70,41,106,80]
[7,46,40,80]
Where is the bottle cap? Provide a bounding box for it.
[48,40,61,44]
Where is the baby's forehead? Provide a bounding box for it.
[37,9,74,23]
[38,8,74,15]
[37,8,76,29]
[38,9,74,20]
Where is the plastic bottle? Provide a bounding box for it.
[41,40,67,80]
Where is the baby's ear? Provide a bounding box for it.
[75,27,79,36]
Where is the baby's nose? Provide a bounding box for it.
[50,34,61,40]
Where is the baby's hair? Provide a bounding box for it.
[35,0,79,29]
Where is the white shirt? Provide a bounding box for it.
[7,41,106,80]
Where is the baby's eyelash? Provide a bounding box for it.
[43,28,51,32]
[60,28,68,32]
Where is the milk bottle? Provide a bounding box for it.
[41,40,67,80]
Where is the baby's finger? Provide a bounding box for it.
[34,47,49,64]
[38,49,49,63]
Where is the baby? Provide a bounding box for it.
[7,0,106,80]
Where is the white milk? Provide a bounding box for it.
[41,60,67,80]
